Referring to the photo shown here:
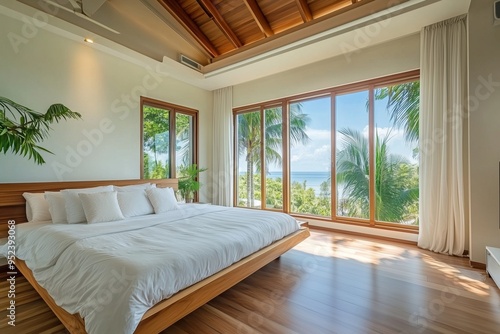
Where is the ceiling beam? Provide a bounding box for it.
[158,0,219,58]
[197,0,242,48]
[315,0,357,18]
[242,0,274,37]
[295,0,313,22]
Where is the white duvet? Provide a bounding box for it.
[1,204,299,334]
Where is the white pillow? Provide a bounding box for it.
[113,183,155,192]
[146,187,179,214]
[23,192,51,222]
[78,191,124,224]
[117,190,154,217]
[62,185,113,224]
[44,192,68,224]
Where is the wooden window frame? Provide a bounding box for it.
[233,70,420,233]
[140,96,199,180]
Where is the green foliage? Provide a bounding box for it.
[336,128,419,224]
[237,173,261,207]
[238,174,331,216]
[264,176,283,209]
[143,107,194,179]
[0,96,82,164]
[237,105,310,207]
[152,161,169,179]
[375,82,420,142]
[143,106,170,177]
[143,153,169,179]
[290,180,330,216]
[178,164,207,201]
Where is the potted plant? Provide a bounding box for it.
[178,164,207,203]
[0,96,81,164]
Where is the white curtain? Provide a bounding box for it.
[211,87,233,206]
[418,15,468,256]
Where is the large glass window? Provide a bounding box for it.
[141,97,197,180]
[233,71,419,230]
[236,106,290,210]
[373,83,419,225]
[335,90,370,220]
[142,105,170,179]
[236,110,262,208]
[175,113,195,174]
[264,106,284,210]
[289,97,331,217]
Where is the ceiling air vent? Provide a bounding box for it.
[180,55,203,71]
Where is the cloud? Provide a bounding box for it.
[290,154,302,162]
[361,125,405,140]
[307,129,331,141]
[314,144,331,155]
[290,131,331,171]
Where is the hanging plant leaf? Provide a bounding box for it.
[0,96,82,165]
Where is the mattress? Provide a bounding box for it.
[1,204,299,334]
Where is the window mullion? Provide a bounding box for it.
[368,86,375,226]
[260,107,265,210]
[233,114,238,207]
[170,110,176,179]
[331,92,336,221]
[283,102,290,214]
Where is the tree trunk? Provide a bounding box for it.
[153,142,158,166]
[250,164,255,208]
[246,154,252,208]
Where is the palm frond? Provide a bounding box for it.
[0,97,82,165]
[375,82,420,142]
[336,128,418,222]
[44,103,82,122]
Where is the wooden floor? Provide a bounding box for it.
[2,229,500,334]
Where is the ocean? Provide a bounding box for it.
[267,171,331,194]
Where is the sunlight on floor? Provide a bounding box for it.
[421,253,496,298]
[294,230,500,301]
[295,232,412,265]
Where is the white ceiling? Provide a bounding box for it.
[2,0,471,91]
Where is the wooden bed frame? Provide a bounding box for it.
[0,179,310,333]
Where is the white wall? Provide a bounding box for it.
[233,33,420,106]
[0,13,213,201]
[233,34,420,242]
[468,0,500,264]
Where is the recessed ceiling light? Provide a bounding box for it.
[84,38,94,44]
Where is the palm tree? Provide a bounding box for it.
[237,105,309,207]
[375,81,420,142]
[336,128,419,223]
[336,129,370,218]
[143,106,170,177]
[143,107,195,179]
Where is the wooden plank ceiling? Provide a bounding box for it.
[158,0,370,62]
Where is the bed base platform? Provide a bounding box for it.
[15,228,310,333]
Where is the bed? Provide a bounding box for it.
[0,179,310,333]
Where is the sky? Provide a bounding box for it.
[238,89,418,173]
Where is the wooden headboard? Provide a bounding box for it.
[0,178,178,238]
